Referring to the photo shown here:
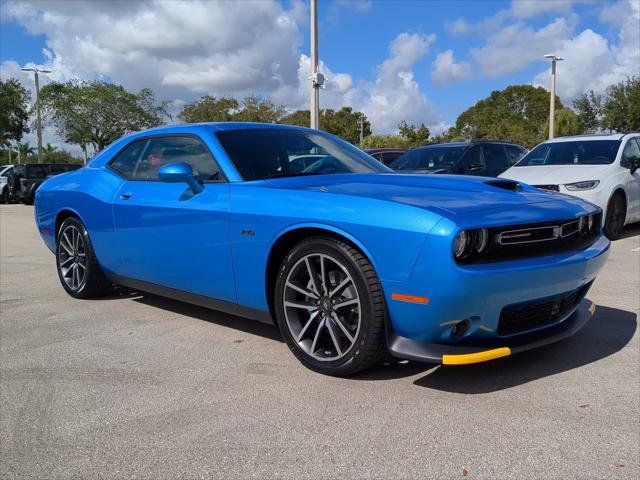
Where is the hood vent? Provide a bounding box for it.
[485,180,522,192]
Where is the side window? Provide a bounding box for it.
[481,144,509,176]
[132,136,222,182]
[110,139,148,179]
[505,145,526,165]
[461,146,484,173]
[620,138,640,168]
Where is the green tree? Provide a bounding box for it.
[398,121,430,148]
[573,91,603,133]
[279,107,371,144]
[359,134,407,149]
[233,95,285,123]
[177,96,239,123]
[39,80,167,152]
[279,109,310,127]
[320,107,371,144]
[602,77,640,132]
[0,78,32,147]
[545,108,581,137]
[452,85,562,148]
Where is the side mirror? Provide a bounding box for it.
[630,158,640,175]
[158,162,204,194]
[468,163,484,174]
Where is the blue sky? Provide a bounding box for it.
[1,0,638,151]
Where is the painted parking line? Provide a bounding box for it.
[631,247,640,252]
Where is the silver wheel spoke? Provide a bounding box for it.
[320,255,328,295]
[59,256,74,268]
[331,312,355,343]
[61,233,74,255]
[325,318,342,355]
[58,225,86,291]
[310,318,325,355]
[286,281,318,299]
[305,257,322,296]
[284,300,317,311]
[329,277,352,298]
[334,298,358,309]
[296,310,319,342]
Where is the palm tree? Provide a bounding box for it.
[43,143,59,162]
[17,142,35,164]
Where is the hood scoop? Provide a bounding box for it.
[485,180,522,192]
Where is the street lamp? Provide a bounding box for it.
[21,67,52,163]
[543,54,564,139]
[309,0,324,129]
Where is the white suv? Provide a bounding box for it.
[0,164,15,203]
[500,133,640,239]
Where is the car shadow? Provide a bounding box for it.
[410,305,636,393]
[94,287,283,342]
[618,223,640,240]
[92,290,635,387]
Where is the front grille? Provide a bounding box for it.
[458,213,602,264]
[497,282,592,336]
[534,184,559,192]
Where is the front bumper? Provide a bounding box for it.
[388,299,596,365]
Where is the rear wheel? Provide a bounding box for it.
[56,217,112,298]
[604,192,626,240]
[275,237,387,376]
[0,187,7,204]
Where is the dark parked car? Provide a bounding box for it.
[11,163,81,205]
[390,141,527,177]
[365,148,408,166]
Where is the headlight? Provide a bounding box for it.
[454,228,490,260]
[453,231,470,259]
[564,180,600,191]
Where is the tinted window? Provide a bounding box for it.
[132,136,221,181]
[620,138,640,168]
[391,146,465,170]
[217,128,390,181]
[110,139,147,178]
[110,136,221,182]
[25,165,47,178]
[382,151,405,165]
[460,145,483,172]
[516,140,621,166]
[481,144,510,176]
[505,145,526,165]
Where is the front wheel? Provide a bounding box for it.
[56,217,112,298]
[274,237,387,376]
[604,193,626,240]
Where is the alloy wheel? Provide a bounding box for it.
[58,225,87,291]
[283,253,361,361]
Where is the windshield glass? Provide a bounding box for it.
[516,140,620,166]
[391,146,466,170]
[216,128,391,181]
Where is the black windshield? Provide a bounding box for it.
[516,140,620,166]
[217,128,392,181]
[391,146,466,170]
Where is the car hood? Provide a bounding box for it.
[263,173,568,216]
[500,164,610,185]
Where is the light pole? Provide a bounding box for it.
[309,0,324,129]
[21,67,52,163]
[543,54,563,139]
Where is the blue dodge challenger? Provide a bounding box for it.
[34,123,610,375]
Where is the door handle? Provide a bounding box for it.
[120,192,133,200]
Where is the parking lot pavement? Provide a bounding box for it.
[1,204,638,480]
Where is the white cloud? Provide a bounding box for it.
[532,1,640,100]
[431,50,471,85]
[511,0,575,18]
[470,17,574,77]
[445,18,471,35]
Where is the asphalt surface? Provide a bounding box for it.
[1,204,639,479]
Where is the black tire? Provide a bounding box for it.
[56,216,112,298]
[0,187,7,204]
[274,237,387,376]
[604,192,626,240]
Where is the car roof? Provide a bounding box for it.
[414,140,523,150]
[136,122,313,135]
[544,132,639,143]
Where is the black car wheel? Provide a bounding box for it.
[604,192,626,240]
[275,237,387,376]
[0,187,7,204]
[56,217,112,298]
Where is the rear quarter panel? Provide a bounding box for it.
[35,168,124,271]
